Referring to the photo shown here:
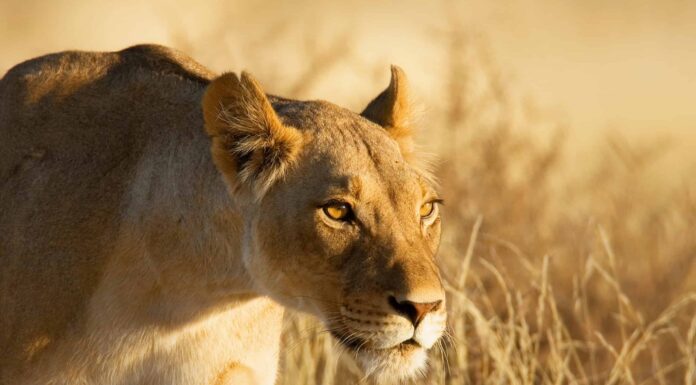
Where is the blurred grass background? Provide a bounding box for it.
[2,1,695,383]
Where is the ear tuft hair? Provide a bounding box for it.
[202,72,303,198]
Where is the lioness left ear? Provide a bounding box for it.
[361,65,414,156]
[202,71,302,198]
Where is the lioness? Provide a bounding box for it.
[0,45,446,385]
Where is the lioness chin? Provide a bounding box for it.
[0,44,446,385]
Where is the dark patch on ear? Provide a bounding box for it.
[236,148,254,174]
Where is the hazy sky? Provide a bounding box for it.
[2,0,694,164]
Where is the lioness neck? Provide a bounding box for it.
[106,110,257,320]
[73,112,285,385]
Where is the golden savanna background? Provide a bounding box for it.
[2,0,695,383]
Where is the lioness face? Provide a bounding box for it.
[253,119,446,380]
[203,67,446,382]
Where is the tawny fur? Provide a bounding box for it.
[0,45,446,385]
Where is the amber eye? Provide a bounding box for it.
[323,202,352,221]
[420,202,435,218]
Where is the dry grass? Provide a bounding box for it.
[177,6,695,385]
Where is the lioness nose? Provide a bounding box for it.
[388,296,442,327]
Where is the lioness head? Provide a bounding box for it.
[202,67,446,382]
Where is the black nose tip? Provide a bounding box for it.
[388,296,442,327]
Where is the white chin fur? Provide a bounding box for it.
[356,345,428,384]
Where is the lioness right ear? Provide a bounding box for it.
[202,72,303,198]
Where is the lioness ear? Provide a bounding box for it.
[361,65,414,156]
[202,71,302,198]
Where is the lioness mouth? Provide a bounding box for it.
[330,329,430,382]
[390,339,423,356]
[331,331,422,353]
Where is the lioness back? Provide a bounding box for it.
[0,45,215,380]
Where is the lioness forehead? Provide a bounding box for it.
[275,100,399,157]
[272,99,378,134]
[270,99,434,202]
